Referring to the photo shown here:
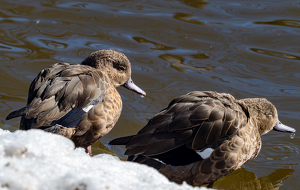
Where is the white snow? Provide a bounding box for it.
[0,129,210,190]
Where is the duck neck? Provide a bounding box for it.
[237,98,271,135]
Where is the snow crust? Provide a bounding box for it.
[0,129,209,190]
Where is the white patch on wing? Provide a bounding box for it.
[131,155,138,161]
[153,158,166,165]
[196,148,214,159]
[83,105,94,112]
[55,124,66,128]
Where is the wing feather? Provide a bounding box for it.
[122,92,249,158]
[23,63,108,129]
[126,138,181,156]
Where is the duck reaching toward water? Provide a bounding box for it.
[109,91,295,187]
[6,50,146,155]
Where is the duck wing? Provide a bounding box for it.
[19,62,110,131]
[111,91,248,161]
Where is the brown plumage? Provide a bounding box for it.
[109,91,295,187]
[6,50,146,155]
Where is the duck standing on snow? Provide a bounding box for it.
[6,50,146,155]
[109,91,295,187]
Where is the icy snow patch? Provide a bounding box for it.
[0,129,210,190]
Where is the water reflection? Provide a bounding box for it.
[259,140,300,164]
[92,140,117,157]
[250,48,300,60]
[39,39,68,49]
[159,54,215,72]
[174,13,205,25]
[254,20,300,28]
[214,168,295,190]
[191,53,209,59]
[132,37,176,50]
[180,0,208,9]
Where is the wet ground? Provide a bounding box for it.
[1,0,299,189]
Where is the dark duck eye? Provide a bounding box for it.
[118,66,125,71]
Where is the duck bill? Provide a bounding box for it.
[273,120,296,133]
[122,77,146,97]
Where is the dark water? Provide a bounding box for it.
[1,0,299,189]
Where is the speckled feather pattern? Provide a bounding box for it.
[110,91,279,186]
[7,50,134,149]
[71,83,122,147]
[19,62,123,147]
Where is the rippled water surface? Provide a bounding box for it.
[1,0,299,189]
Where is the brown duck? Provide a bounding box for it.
[6,50,146,155]
[109,91,295,187]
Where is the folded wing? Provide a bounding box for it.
[111,91,248,164]
[22,62,109,130]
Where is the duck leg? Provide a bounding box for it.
[85,145,92,156]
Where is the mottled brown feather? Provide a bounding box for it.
[7,50,144,151]
[109,91,290,187]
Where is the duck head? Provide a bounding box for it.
[239,98,296,135]
[81,50,146,96]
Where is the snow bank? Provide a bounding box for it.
[0,129,209,190]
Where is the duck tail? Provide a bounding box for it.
[6,106,29,120]
[109,135,134,145]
